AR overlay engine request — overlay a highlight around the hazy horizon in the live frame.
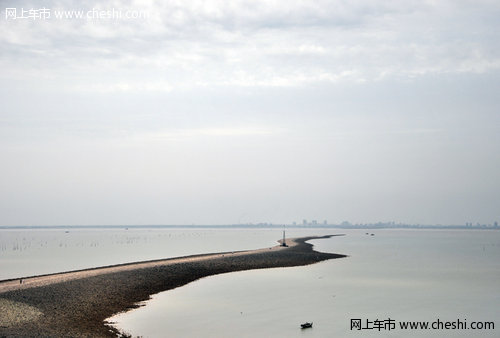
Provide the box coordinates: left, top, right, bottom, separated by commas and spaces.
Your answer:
1, 1, 499, 226
0, 221, 497, 228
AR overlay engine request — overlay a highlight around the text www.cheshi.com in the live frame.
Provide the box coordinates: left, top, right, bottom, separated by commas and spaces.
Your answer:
351, 318, 495, 331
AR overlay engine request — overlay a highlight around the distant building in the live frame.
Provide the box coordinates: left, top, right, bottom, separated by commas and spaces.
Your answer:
495, 221, 498, 228
312, 220, 317, 225
292, 221, 297, 226
303, 219, 308, 225
323, 220, 328, 225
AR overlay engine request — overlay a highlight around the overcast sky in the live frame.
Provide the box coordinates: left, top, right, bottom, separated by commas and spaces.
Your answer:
1, 0, 499, 226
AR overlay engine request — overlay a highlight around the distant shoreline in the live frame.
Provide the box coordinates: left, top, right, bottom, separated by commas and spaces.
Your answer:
0, 235, 346, 337
0, 224, 498, 230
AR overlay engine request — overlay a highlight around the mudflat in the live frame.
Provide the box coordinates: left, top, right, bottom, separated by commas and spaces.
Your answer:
0, 235, 345, 337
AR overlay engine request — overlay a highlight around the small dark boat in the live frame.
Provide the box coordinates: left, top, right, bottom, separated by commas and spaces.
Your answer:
301, 322, 313, 329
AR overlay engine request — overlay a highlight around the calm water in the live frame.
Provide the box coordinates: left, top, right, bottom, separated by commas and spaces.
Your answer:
1, 228, 498, 337
109, 229, 500, 338
0, 228, 281, 280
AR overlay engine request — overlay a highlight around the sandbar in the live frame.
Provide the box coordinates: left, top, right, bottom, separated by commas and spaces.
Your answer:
0, 235, 346, 337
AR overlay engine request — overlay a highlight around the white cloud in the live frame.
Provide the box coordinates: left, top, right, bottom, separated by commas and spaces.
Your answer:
136, 126, 284, 142
73, 81, 174, 93
1, 0, 499, 91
